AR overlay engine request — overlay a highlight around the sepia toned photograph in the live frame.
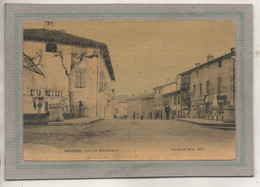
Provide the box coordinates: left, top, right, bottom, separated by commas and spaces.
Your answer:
23, 20, 236, 161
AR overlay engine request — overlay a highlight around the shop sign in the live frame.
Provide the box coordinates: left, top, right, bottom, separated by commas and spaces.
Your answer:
30, 89, 63, 97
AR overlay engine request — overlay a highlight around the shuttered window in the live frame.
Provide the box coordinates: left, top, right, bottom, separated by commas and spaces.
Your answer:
99, 71, 104, 91
75, 68, 86, 88
199, 83, 202, 96
80, 68, 86, 88
206, 80, 210, 95
218, 77, 222, 93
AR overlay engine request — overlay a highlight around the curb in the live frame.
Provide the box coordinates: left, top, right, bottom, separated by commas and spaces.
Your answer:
176, 118, 236, 127
48, 118, 104, 126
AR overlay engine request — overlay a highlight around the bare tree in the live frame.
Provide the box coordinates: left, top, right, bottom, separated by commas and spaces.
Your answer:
23, 50, 44, 77
55, 49, 99, 117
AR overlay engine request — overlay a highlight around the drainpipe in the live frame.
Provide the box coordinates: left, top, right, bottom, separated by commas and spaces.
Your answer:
96, 56, 99, 118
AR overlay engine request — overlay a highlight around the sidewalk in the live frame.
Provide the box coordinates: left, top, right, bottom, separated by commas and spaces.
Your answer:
177, 118, 235, 127
48, 117, 102, 126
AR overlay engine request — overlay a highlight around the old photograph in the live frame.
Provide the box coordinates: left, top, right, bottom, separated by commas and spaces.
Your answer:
23, 20, 236, 161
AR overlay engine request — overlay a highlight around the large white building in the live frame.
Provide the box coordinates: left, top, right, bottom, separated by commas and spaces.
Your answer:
23, 25, 115, 122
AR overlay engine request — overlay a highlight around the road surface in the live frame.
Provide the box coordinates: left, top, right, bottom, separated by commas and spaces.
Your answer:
24, 119, 236, 161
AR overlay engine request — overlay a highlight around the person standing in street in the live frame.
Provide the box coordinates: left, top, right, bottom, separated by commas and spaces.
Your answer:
133, 112, 136, 120
165, 104, 171, 120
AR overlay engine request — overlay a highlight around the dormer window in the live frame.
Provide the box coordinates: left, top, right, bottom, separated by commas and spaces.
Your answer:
46, 43, 57, 53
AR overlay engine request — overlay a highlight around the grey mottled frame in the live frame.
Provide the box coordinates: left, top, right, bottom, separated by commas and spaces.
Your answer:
5, 4, 253, 179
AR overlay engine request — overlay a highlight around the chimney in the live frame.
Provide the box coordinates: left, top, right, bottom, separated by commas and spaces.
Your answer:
207, 54, 214, 62
195, 63, 200, 67
231, 47, 235, 53
44, 21, 54, 30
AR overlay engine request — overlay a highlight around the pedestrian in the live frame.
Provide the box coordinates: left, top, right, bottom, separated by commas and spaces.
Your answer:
133, 112, 135, 120
164, 104, 171, 120
78, 100, 83, 118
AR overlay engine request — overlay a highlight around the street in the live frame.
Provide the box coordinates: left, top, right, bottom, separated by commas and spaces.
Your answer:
24, 119, 236, 161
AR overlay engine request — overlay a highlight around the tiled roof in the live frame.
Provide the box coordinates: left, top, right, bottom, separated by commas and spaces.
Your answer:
179, 50, 235, 76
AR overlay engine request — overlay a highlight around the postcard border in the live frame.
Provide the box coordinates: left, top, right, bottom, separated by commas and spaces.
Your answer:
5, 4, 253, 179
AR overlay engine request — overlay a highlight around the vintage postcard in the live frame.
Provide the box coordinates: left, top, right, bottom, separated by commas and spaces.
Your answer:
5, 4, 253, 179
23, 20, 236, 161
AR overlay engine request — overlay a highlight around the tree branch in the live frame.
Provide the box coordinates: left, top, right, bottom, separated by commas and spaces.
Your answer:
56, 50, 70, 77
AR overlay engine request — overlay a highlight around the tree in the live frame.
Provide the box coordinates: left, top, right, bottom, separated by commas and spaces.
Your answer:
23, 50, 45, 77
55, 49, 99, 117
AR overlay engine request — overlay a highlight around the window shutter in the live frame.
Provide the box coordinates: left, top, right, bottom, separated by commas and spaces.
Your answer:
218, 77, 222, 93
74, 69, 80, 88
99, 72, 104, 91
80, 68, 86, 88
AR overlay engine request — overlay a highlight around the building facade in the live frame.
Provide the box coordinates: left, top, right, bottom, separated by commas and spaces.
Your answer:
140, 92, 154, 120
154, 82, 181, 120
127, 92, 154, 120
23, 27, 115, 122
112, 95, 129, 119
179, 48, 235, 122
125, 48, 235, 123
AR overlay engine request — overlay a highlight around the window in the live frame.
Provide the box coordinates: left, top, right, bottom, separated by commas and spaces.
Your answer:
218, 77, 222, 93
178, 96, 180, 104
206, 80, 210, 95
174, 96, 177, 105
46, 43, 57, 53
187, 77, 190, 90
193, 84, 196, 93
75, 68, 86, 88
99, 71, 104, 91
199, 83, 202, 96
218, 60, 222, 67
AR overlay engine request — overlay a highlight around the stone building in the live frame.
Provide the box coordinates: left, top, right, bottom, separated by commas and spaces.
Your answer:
153, 82, 178, 120
23, 24, 115, 122
162, 90, 182, 119
127, 92, 154, 120
112, 95, 129, 119
140, 92, 154, 120
127, 94, 142, 120
179, 48, 235, 122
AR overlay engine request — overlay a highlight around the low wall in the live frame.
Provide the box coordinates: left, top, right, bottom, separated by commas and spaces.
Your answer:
223, 105, 235, 123
49, 104, 64, 122
23, 112, 49, 124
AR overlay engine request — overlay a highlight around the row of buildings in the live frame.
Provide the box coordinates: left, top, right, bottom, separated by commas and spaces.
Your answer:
23, 22, 115, 123
23, 22, 235, 123
125, 48, 236, 123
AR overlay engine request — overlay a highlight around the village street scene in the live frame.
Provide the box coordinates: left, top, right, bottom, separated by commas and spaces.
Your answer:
23, 21, 236, 160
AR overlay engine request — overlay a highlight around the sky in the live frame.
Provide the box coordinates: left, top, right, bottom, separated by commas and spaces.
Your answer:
24, 21, 235, 95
